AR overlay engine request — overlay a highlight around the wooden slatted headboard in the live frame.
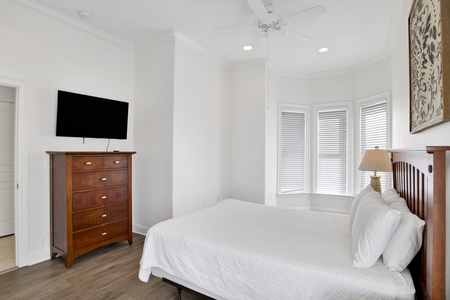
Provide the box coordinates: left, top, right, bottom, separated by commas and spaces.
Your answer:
390, 146, 448, 299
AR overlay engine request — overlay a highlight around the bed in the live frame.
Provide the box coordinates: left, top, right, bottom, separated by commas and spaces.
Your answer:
139, 147, 447, 299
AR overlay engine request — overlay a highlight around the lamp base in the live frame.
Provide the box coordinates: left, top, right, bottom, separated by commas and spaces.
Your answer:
370, 175, 381, 193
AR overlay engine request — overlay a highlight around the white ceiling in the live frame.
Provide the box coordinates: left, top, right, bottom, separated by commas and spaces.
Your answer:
22, 0, 399, 74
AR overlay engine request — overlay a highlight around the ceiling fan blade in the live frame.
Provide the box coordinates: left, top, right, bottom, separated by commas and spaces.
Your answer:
285, 29, 311, 44
246, 31, 263, 48
216, 28, 259, 36
247, 0, 270, 24
285, 5, 326, 25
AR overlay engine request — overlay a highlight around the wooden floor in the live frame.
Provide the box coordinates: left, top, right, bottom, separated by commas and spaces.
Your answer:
0, 233, 202, 300
0, 235, 15, 273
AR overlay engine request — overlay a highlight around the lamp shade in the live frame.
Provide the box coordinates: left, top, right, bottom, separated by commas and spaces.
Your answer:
358, 147, 392, 172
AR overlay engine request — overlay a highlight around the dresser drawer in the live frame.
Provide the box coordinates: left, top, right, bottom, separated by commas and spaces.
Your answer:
72, 170, 128, 191
72, 187, 128, 211
72, 203, 128, 231
104, 155, 128, 169
72, 156, 103, 171
72, 219, 129, 250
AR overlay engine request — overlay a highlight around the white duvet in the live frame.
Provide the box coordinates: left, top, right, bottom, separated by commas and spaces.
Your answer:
139, 199, 414, 300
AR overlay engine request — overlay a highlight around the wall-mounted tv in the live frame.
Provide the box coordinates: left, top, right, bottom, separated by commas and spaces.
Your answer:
56, 90, 129, 139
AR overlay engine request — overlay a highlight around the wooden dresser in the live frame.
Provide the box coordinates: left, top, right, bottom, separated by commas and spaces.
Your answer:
47, 151, 136, 268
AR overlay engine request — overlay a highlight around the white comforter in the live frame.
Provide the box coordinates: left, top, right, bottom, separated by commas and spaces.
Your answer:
139, 199, 414, 300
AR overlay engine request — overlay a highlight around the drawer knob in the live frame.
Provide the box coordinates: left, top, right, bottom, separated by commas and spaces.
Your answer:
85, 162, 92, 165
100, 177, 107, 181
101, 232, 107, 236
101, 214, 107, 218
114, 160, 120, 164
101, 196, 107, 199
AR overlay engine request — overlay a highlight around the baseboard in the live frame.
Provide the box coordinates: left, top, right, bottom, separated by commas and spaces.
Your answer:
133, 224, 149, 236
28, 249, 50, 266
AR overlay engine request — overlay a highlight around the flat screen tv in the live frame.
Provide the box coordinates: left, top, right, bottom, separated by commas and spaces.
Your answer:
56, 90, 129, 139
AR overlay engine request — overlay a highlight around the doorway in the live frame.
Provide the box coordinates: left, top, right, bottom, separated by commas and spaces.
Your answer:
0, 85, 16, 272
0, 78, 28, 271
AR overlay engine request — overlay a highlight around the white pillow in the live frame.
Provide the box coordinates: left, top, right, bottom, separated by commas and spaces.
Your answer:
349, 185, 374, 232
352, 191, 401, 268
389, 196, 409, 212
383, 197, 425, 272
382, 188, 400, 205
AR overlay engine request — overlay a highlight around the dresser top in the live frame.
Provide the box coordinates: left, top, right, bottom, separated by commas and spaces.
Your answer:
46, 151, 136, 155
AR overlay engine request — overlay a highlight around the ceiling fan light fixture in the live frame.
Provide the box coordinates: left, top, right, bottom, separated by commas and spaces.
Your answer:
243, 45, 253, 51
318, 47, 329, 53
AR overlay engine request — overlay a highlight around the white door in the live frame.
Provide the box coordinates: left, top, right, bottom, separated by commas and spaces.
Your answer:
0, 88, 15, 237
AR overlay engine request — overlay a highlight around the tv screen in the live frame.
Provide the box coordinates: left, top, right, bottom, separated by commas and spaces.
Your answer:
56, 90, 129, 139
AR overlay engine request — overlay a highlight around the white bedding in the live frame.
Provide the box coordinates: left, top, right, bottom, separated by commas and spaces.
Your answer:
139, 199, 415, 300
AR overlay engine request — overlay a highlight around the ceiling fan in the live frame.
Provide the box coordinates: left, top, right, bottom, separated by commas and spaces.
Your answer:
218, 0, 326, 47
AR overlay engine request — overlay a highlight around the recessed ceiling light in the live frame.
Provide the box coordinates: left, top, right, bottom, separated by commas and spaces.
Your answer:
78, 11, 91, 20
318, 47, 329, 53
243, 45, 253, 51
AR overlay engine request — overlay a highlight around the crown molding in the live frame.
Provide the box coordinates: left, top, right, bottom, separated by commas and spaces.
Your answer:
13, 0, 134, 51
385, 0, 405, 58
353, 51, 391, 72
307, 66, 356, 79
135, 30, 176, 49
229, 58, 310, 79
136, 30, 230, 69
268, 62, 310, 79
173, 30, 230, 69
270, 48, 391, 80
229, 58, 266, 71
230, 48, 391, 79
308, 50, 391, 79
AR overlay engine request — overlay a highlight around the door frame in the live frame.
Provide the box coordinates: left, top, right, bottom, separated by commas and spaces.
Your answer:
0, 77, 28, 267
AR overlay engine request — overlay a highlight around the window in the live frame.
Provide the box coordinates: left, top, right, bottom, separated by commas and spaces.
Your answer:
277, 95, 390, 197
278, 106, 307, 194
359, 98, 389, 190
317, 108, 348, 195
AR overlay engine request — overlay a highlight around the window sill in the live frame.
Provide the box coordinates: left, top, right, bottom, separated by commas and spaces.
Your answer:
277, 192, 308, 196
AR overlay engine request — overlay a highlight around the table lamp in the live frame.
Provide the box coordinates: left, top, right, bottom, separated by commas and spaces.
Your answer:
358, 146, 392, 192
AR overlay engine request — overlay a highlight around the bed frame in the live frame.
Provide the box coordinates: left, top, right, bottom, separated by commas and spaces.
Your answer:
390, 146, 448, 299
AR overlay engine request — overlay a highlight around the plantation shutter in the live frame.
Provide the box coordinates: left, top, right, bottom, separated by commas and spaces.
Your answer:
360, 100, 388, 190
280, 109, 306, 193
317, 109, 348, 195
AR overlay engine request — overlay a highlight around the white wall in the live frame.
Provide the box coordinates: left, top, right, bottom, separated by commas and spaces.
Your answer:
0, 1, 135, 264
310, 72, 355, 103
133, 32, 230, 229
229, 64, 266, 204
133, 36, 175, 233
268, 72, 310, 207
390, 0, 450, 295
354, 58, 391, 100
172, 35, 230, 217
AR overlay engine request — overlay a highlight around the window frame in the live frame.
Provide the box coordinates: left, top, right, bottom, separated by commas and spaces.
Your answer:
277, 103, 310, 195
355, 92, 392, 192
313, 102, 353, 195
